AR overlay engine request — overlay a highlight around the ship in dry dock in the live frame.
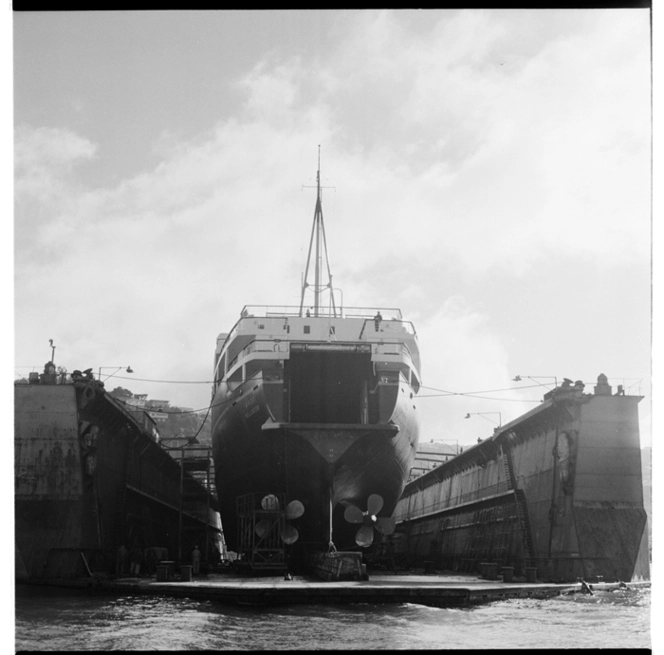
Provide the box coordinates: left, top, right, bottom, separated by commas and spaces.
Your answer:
388, 375, 650, 583
210, 160, 421, 567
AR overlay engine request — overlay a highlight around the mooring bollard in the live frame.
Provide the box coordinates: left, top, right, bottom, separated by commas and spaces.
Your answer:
525, 566, 537, 583
501, 566, 514, 583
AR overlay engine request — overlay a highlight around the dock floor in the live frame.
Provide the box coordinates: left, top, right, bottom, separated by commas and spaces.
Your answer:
17, 571, 650, 608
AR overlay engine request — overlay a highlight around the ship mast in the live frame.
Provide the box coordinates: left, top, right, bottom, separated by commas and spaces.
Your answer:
299, 147, 337, 318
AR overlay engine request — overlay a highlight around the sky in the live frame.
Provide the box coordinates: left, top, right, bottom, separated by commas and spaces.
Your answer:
11, 9, 653, 450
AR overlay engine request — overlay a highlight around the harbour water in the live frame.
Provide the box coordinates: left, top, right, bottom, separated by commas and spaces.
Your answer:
15, 583, 651, 651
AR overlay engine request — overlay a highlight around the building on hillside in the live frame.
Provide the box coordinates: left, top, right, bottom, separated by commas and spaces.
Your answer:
147, 410, 170, 423
124, 393, 147, 408
146, 399, 170, 410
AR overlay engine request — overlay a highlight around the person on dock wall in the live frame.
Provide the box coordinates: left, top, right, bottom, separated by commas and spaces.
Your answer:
145, 547, 158, 576
374, 311, 382, 331
130, 545, 143, 576
116, 545, 127, 577
192, 545, 201, 575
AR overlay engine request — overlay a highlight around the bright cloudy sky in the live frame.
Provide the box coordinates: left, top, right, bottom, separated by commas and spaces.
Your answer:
11, 9, 653, 448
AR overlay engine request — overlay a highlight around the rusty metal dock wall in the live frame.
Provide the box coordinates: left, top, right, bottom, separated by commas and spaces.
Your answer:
15, 381, 221, 579
392, 388, 649, 582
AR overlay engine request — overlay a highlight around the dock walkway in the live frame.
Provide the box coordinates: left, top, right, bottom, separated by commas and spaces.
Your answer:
18, 572, 650, 608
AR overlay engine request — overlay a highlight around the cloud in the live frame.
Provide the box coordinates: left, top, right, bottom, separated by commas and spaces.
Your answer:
14, 126, 97, 261
13, 104, 339, 407
416, 296, 534, 445
178, 9, 649, 298
14, 9, 651, 444
237, 60, 301, 123
15, 125, 97, 181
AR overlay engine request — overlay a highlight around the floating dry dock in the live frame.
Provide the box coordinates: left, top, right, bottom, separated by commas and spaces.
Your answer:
18, 572, 649, 608
390, 376, 649, 583
15, 373, 222, 579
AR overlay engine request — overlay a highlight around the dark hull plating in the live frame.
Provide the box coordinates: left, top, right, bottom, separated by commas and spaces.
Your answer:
211, 374, 419, 555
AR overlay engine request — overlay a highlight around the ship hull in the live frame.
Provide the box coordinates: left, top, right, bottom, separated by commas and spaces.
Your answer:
211, 373, 419, 555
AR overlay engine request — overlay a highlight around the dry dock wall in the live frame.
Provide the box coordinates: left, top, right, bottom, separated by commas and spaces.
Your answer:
392, 386, 649, 582
15, 382, 220, 579
569, 395, 649, 582
15, 384, 97, 578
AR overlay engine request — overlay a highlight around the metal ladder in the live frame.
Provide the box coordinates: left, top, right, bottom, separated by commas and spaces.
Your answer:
502, 446, 535, 563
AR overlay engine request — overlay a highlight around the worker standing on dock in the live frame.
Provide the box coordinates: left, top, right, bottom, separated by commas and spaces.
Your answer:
130, 544, 143, 576
374, 311, 382, 331
145, 547, 157, 576
192, 545, 201, 575
116, 544, 127, 577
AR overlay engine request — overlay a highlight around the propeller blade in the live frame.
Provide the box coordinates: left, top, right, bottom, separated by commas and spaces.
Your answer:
285, 500, 305, 520
255, 518, 276, 538
367, 493, 384, 516
355, 525, 375, 548
344, 504, 365, 524
375, 516, 396, 536
261, 494, 280, 511
280, 524, 299, 545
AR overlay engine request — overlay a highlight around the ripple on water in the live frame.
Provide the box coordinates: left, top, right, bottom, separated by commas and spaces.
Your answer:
15, 585, 650, 651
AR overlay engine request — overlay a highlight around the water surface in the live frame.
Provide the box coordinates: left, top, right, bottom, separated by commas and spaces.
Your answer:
15, 584, 651, 650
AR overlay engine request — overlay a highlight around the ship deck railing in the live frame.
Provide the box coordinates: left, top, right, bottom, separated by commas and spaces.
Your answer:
233, 312, 417, 340
241, 304, 403, 321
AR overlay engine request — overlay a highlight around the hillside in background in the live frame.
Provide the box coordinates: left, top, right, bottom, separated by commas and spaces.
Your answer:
108, 387, 212, 445
156, 409, 212, 445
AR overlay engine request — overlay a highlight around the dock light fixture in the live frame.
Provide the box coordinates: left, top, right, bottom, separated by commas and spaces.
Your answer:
464, 412, 502, 426
98, 366, 134, 381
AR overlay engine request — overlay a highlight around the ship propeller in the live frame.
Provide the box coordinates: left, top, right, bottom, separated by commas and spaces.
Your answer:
254, 495, 305, 545
343, 493, 396, 548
